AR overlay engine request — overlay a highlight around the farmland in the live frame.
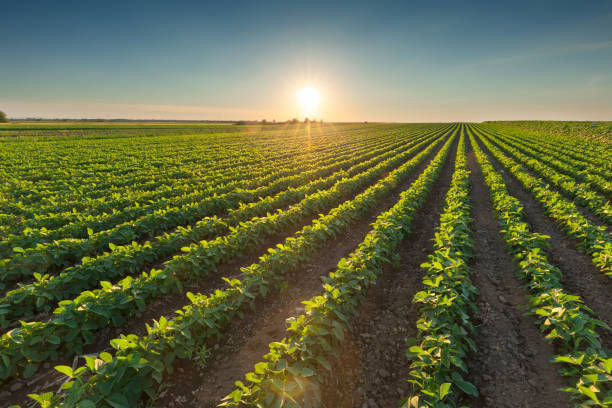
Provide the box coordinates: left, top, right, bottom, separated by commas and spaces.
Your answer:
0, 121, 610, 408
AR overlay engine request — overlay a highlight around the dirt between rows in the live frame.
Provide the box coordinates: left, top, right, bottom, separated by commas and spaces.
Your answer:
315, 138, 459, 408
483, 132, 610, 233
1, 133, 451, 408
315, 134, 576, 408
474, 134, 612, 351
462, 137, 570, 408
150, 135, 453, 408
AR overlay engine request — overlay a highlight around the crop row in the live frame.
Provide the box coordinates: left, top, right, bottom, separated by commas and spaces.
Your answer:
219, 126, 457, 408
484, 122, 612, 161
0, 127, 444, 287
478, 128, 612, 225
403, 131, 479, 406
1, 137, 355, 232
489, 127, 612, 196
2, 125, 418, 229
0, 126, 455, 385
491, 124, 611, 172
3, 124, 385, 190
470, 126, 612, 277
468, 125, 612, 406
0, 128, 442, 324
2, 124, 407, 207
1, 125, 419, 251
24, 126, 458, 407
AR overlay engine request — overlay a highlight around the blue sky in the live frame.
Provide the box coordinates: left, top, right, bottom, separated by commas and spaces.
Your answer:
1, 0, 611, 121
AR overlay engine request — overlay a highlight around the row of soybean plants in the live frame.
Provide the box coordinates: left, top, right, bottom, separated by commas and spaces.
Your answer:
0, 123, 393, 208
496, 125, 612, 181
476, 126, 611, 224
4, 125, 428, 237
219, 127, 458, 408
0, 126, 455, 386
402, 131, 479, 406
0, 126, 443, 280
468, 125, 612, 406
0, 135, 330, 231
25, 126, 458, 407
1, 124, 399, 223
0, 125, 447, 324
0, 126, 445, 286
480, 123, 611, 171
485, 121, 612, 159
3, 124, 420, 227
486, 126, 612, 196
0, 124, 402, 248
470, 125, 612, 278
0, 123, 362, 238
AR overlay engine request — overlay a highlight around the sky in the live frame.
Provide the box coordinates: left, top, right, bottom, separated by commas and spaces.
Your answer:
1, 0, 612, 122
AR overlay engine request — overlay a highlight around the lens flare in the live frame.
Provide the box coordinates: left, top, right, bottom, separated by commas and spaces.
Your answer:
297, 87, 321, 113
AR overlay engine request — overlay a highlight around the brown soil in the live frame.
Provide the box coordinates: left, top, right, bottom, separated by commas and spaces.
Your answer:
145, 133, 453, 407
316, 138, 459, 408
483, 131, 610, 232
473, 134, 612, 350
1, 134, 448, 408
462, 138, 571, 408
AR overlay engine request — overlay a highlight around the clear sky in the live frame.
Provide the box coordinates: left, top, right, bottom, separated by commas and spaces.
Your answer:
1, 0, 611, 122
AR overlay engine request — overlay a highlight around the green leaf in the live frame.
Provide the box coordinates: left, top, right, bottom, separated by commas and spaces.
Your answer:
603, 357, 612, 373
452, 372, 478, 397
578, 386, 599, 404
99, 352, 113, 363
440, 382, 451, 399
47, 335, 61, 344
105, 392, 130, 408
77, 400, 97, 408
254, 362, 268, 375
555, 355, 578, 365
55, 365, 74, 378
23, 363, 39, 378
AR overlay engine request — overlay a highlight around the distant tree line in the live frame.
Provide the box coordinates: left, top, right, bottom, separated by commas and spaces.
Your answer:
0, 111, 8, 123
234, 118, 323, 125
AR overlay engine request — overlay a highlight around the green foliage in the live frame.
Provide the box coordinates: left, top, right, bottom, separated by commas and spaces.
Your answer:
469, 125, 612, 407
473, 126, 611, 277
479, 127, 611, 224
220, 126, 458, 408
16, 126, 457, 406
486, 120, 612, 144
0, 128, 443, 323
403, 128, 479, 407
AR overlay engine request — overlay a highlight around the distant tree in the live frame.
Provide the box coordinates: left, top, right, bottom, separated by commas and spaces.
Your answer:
290, 118, 299, 124
261, 119, 267, 124
0, 111, 7, 123
304, 117, 310, 124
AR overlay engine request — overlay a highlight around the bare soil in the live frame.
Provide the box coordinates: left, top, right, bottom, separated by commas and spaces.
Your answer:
316, 138, 458, 408
484, 132, 610, 232
474, 134, 612, 350
146, 134, 452, 407
461, 138, 571, 408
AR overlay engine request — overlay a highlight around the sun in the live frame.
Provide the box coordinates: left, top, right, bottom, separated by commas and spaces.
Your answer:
297, 86, 321, 114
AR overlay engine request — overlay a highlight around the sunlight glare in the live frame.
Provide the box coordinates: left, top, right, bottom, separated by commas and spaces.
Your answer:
297, 87, 321, 114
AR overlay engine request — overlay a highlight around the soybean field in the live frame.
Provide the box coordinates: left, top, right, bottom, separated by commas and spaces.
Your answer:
0, 122, 610, 408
